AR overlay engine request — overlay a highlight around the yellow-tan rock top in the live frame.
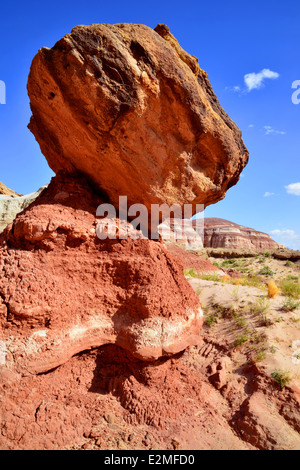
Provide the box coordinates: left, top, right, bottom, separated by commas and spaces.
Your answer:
27, 23, 248, 215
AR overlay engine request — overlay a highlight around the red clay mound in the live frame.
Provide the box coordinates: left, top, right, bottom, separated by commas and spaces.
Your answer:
0, 173, 203, 377
166, 243, 225, 276
0, 344, 250, 450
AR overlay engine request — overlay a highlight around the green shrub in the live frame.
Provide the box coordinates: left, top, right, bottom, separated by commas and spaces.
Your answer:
205, 315, 218, 327
184, 268, 197, 278
235, 315, 247, 328
281, 297, 300, 312
199, 273, 223, 282
250, 296, 270, 316
258, 266, 274, 277
234, 334, 248, 347
236, 275, 264, 289
271, 370, 292, 389
280, 280, 300, 299
221, 258, 236, 267
254, 348, 268, 362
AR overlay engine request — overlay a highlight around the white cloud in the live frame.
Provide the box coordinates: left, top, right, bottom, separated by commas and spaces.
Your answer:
248, 124, 254, 128
264, 192, 275, 197
225, 85, 243, 94
244, 68, 279, 92
270, 229, 299, 240
264, 125, 286, 135
285, 183, 300, 196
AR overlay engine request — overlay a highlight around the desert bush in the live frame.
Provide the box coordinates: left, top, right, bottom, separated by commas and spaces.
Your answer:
271, 370, 292, 389
184, 268, 198, 278
234, 334, 248, 347
235, 275, 264, 289
259, 314, 273, 327
221, 258, 236, 268
267, 280, 280, 298
258, 266, 274, 277
280, 279, 300, 299
253, 347, 268, 363
235, 315, 247, 328
250, 296, 270, 316
231, 286, 240, 302
205, 314, 218, 327
281, 297, 300, 312
199, 273, 223, 282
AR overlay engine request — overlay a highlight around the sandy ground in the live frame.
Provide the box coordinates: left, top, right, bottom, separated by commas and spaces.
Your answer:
187, 277, 300, 388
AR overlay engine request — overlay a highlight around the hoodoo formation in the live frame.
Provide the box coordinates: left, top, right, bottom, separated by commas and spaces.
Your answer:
0, 23, 250, 450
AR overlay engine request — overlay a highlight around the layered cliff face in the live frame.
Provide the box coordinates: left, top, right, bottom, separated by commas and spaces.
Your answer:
158, 217, 280, 251
203, 218, 280, 250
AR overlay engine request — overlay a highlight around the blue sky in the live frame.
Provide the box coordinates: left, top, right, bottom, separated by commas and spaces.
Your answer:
0, 0, 299, 248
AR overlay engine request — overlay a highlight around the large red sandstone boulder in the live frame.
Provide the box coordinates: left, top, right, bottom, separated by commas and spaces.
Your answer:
0, 174, 203, 376
27, 23, 248, 218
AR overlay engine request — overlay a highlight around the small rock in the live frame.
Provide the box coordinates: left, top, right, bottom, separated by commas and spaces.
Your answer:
104, 413, 114, 424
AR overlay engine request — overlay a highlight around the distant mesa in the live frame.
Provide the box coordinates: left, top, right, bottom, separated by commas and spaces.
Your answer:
203, 218, 281, 250
158, 217, 281, 251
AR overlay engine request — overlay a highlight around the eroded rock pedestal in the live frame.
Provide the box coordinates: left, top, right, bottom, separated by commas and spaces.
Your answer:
0, 174, 203, 376
0, 23, 251, 450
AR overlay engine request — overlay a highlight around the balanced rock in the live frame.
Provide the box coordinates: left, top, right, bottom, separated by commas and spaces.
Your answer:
0, 174, 203, 376
27, 23, 248, 219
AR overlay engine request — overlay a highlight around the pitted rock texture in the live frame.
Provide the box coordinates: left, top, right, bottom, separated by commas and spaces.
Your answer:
203, 218, 280, 250
27, 23, 248, 219
0, 174, 203, 376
